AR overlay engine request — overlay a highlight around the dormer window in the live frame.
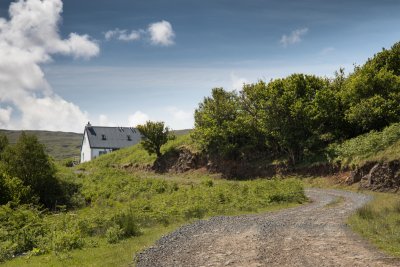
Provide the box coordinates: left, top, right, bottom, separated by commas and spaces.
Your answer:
127, 135, 132, 141
102, 134, 106, 140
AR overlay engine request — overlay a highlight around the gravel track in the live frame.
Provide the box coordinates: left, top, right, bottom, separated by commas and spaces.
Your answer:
136, 188, 400, 267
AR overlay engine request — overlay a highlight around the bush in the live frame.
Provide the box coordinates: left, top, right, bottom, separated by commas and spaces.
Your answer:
52, 229, 84, 252
0, 204, 47, 262
106, 225, 124, 244
113, 210, 140, 238
329, 122, 400, 165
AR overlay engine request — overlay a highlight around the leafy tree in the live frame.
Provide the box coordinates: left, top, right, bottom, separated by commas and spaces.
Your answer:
2, 132, 62, 208
137, 121, 175, 157
341, 42, 400, 134
0, 134, 8, 157
192, 88, 264, 160
0, 173, 34, 205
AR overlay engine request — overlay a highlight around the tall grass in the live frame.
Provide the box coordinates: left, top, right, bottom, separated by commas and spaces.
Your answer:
329, 122, 400, 165
348, 192, 400, 257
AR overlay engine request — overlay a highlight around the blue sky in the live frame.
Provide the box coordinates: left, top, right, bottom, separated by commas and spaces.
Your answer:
0, 0, 399, 132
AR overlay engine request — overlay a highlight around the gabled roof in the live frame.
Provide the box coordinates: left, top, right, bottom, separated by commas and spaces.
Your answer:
84, 125, 141, 149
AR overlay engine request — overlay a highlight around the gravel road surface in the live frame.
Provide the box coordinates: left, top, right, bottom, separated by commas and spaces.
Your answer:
137, 188, 400, 267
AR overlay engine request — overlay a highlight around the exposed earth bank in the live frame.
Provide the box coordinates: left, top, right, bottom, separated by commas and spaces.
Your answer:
136, 189, 399, 267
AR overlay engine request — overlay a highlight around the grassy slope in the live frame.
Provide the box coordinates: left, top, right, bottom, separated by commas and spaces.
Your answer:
329, 122, 400, 166
3, 135, 306, 267
0, 129, 191, 162
0, 129, 82, 161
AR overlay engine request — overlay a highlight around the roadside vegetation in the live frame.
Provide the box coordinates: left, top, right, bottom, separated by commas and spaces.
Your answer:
328, 122, 400, 166
193, 42, 400, 166
348, 192, 400, 257
0, 133, 306, 266
1, 41, 400, 265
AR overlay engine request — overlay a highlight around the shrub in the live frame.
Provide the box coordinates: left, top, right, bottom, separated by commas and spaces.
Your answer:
52, 229, 84, 252
106, 225, 124, 244
113, 210, 140, 238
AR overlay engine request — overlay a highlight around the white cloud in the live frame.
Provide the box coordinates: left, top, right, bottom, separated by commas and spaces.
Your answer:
280, 28, 308, 47
148, 20, 175, 46
0, 106, 12, 128
105, 20, 175, 46
104, 28, 141, 42
98, 114, 116, 126
128, 111, 150, 127
166, 107, 193, 129
230, 73, 249, 91
0, 0, 99, 132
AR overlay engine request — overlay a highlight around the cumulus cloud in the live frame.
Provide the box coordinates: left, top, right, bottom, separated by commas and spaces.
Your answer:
166, 107, 193, 129
148, 20, 175, 46
280, 28, 308, 47
128, 111, 150, 127
0, 0, 99, 132
104, 28, 142, 42
104, 20, 175, 46
230, 73, 249, 91
98, 114, 116, 126
0, 106, 12, 128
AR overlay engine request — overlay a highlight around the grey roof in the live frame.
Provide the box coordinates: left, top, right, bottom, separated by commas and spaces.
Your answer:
85, 126, 141, 149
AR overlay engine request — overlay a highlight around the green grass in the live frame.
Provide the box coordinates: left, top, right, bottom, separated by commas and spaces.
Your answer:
0, 129, 82, 161
301, 177, 400, 258
1, 134, 306, 266
348, 192, 400, 257
329, 122, 400, 166
80, 134, 199, 169
2, 175, 306, 266
0, 128, 192, 162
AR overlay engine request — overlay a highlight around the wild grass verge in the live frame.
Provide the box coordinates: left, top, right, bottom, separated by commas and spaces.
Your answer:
348, 192, 400, 257
1, 173, 306, 266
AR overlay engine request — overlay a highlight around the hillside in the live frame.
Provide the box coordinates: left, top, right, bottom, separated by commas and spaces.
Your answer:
0, 128, 191, 161
0, 129, 83, 160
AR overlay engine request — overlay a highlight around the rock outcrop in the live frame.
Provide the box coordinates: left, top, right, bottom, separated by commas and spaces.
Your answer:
348, 160, 400, 192
152, 148, 207, 173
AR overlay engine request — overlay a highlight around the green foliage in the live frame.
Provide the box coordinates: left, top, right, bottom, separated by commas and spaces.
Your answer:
0, 204, 47, 262
348, 192, 400, 257
192, 88, 258, 159
329, 122, 400, 165
106, 225, 124, 244
1, 132, 65, 208
342, 42, 400, 133
0, 134, 9, 156
137, 121, 175, 157
193, 75, 343, 164
193, 42, 400, 165
0, 174, 35, 205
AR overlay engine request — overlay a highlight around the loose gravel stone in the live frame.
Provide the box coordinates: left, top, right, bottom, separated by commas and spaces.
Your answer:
136, 189, 400, 267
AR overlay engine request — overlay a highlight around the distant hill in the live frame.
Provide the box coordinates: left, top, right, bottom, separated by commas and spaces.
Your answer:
0, 129, 83, 161
0, 128, 192, 161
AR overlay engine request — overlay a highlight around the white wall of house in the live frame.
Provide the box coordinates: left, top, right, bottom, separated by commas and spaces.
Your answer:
91, 148, 114, 160
81, 131, 92, 163
81, 132, 115, 163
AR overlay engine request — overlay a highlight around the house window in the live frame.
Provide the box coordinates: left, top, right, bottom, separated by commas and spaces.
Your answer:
99, 151, 107, 156
102, 134, 106, 140
127, 135, 131, 141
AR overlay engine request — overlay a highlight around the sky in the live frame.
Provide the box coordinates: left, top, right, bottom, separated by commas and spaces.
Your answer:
0, 0, 399, 133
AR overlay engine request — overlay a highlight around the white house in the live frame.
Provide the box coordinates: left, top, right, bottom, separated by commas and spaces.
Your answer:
80, 122, 141, 163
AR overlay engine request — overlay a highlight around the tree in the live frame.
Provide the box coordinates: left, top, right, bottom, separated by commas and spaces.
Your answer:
137, 121, 175, 157
2, 132, 61, 208
341, 42, 400, 134
0, 134, 8, 157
